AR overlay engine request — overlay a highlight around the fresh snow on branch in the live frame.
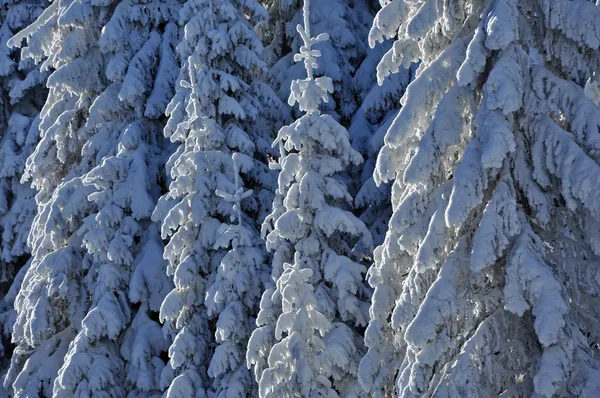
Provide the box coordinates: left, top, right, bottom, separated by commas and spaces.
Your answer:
0, 0, 598, 397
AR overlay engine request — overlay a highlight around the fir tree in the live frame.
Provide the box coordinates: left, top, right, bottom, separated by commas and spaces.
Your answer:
247, 1, 373, 395
206, 152, 270, 397
350, 38, 414, 247
360, 0, 600, 396
151, 0, 280, 394
258, 0, 372, 122
0, 0, 48, 392
4, 0, 179, 396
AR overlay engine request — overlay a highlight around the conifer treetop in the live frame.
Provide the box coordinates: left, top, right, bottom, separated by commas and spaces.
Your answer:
287, 0, 332, 115
216, 152, 254, 229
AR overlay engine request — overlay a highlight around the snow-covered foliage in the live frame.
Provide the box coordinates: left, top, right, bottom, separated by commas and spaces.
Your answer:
258, 0, 372, 122
205, 153, 270, 397
351, 39, 414, 246
3, 0, 600, 396
247, 2, 373, 396
360, 0, 600, 396
0, 0, 48, 391
3, 0, 179, 396
151, 0, 281, 394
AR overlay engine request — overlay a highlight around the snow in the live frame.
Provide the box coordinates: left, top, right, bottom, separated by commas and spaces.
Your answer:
361, 0, 600, 396
1, 0, 600, 397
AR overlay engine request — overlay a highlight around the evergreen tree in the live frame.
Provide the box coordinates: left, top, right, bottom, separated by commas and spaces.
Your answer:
206, 152, 270, 397
360, 0, 600, 396
247, 1, 373, 395
257, 0, 371, 122
0, 0, 48, 392
3, 0, 179, 396
151, 0, 280, 394
259, 0, 409, 246
350, 38, 414, 246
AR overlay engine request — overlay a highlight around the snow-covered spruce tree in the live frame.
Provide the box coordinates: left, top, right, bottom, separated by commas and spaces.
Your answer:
203, 152, 270, 397
151, 0, 281, 394
259, 0, 396, 248
247, 2, 373, 395
360, 0, 600, 396
0, 0, 48, 383
53, 118, 175, 398
257, 0, 372, 122
3, 1, 179, 396
350, 38, 414, 246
